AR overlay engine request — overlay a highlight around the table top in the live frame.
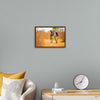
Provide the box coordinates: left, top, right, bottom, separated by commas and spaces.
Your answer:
42, 89, 100, 95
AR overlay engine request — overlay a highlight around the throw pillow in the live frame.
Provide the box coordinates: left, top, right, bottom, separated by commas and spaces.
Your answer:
1, 77, 25, 100
0, 71, 26, 96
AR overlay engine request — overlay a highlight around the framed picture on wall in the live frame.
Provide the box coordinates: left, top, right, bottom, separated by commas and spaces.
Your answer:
35, 26, 66, 48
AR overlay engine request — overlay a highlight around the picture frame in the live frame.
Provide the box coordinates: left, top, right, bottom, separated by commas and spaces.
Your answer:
35, 26, 66, 48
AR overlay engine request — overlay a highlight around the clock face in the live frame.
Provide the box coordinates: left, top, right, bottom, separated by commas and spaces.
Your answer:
73, 74, 89, 89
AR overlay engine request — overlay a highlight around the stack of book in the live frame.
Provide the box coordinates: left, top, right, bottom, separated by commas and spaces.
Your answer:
52, 88, 66, 93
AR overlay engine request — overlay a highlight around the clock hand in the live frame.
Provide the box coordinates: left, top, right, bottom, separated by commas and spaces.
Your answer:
76, 76, 85, 85
80, 76, 85, 83
81, 76, 85, 83
76, 82, 81, 85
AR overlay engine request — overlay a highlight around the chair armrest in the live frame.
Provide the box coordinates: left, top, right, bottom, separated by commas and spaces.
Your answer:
21, 79, 36, 100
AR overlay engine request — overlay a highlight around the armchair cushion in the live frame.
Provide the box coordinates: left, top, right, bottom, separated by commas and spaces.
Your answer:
21, 79, 36, 100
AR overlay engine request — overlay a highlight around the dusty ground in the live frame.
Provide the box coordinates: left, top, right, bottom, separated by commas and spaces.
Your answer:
36, 31, 65, 47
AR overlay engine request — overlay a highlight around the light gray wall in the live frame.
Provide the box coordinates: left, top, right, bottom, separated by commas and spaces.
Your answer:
0, 0, 100, 99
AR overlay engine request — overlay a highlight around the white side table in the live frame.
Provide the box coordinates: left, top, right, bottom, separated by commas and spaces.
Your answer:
42, 89, 100, 100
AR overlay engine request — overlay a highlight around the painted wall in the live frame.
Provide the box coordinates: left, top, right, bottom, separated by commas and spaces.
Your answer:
0, 0, 100, 99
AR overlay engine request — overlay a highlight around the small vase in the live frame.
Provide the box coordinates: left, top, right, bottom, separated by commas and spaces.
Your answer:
54, 82, 59, 88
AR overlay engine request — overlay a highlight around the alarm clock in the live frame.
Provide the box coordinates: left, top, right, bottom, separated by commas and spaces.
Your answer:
73, 74, 89, 89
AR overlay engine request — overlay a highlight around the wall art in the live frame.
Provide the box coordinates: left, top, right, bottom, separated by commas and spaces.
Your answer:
35, 26, 66, 48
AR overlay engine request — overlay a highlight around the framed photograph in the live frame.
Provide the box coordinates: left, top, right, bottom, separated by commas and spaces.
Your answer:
35, 26, 66, 48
